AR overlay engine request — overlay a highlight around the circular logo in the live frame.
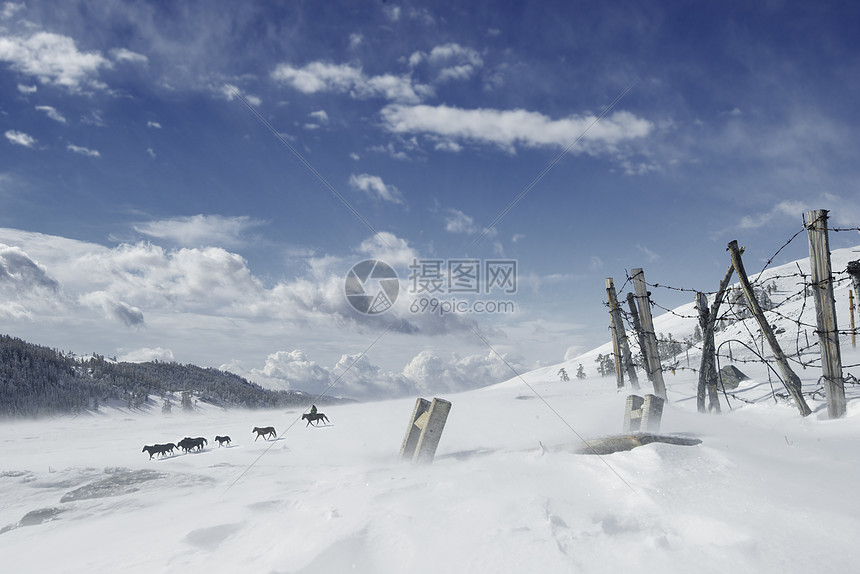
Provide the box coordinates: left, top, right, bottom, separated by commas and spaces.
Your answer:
344, 259, 399, 315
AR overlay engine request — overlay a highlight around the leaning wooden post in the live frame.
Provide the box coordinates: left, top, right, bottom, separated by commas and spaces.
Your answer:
631, 268, 667, 398
607, 278, 640, 389
727, 241, 811, 416
695, 255, 741, 413
626, 291, 651, 384
804, 210, 846, 418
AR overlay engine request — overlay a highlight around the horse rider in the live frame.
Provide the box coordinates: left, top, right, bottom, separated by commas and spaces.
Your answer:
310, 404, 317, 415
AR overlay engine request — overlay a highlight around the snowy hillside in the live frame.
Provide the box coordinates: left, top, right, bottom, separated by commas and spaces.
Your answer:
2, 245, 860, 573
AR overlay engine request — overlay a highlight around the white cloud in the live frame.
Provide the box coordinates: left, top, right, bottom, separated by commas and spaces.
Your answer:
349, 33, 363, 49
147, 121, 162, 129
1, 2, 24, 20
17, 83, 37, 94
410, 43, 483, 83
220, 83, 261, 106
271, 61, 433, 104
380, 105, 653, 154
110, 47, 148, 64
79, 291, 145, 327
133, 214, 265, 247
67, 143, 100, 157
0, 243, 60, 291
35, 105, 66, 123
146, 147, 156, 158
0, 228, 492, 393
444, 208, 478, 234
348, 173, 405, 205
309, 110, 328, 122
356, 232, 418, 268
5, 129, 36, 147
232, 347, 519, 399
0, 31, 111, 91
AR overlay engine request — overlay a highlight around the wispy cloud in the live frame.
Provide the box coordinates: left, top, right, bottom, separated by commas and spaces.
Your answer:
133, 214, 266, 247
409, 43, 484, 83
220, 83, 261, 106
110, 47, 148, 64
348, 173, 405, 205
67, 143, 100, 157
147, 121, 162, 129
271, 61, 434, 104
35, 105, 66, 123
4, 129, 36, 147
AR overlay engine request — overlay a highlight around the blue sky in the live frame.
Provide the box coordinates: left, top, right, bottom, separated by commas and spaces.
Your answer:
1, 1, 859, 398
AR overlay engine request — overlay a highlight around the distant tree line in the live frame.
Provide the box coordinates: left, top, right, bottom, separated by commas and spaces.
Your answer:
0, 334, 344, 419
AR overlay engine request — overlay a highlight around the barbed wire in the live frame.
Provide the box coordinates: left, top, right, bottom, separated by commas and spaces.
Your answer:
604, 220, 860, 392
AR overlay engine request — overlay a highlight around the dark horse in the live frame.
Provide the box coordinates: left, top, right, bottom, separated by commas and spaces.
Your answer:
252, 426, 277, 441
302, 413, 330, 427
214, 435, 231, 447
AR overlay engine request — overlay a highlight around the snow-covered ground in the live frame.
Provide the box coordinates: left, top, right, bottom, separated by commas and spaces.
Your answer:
2, 246, 860, 573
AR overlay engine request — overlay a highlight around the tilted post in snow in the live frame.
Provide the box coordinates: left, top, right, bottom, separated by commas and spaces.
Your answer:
727, 240, 811, 416
695, 253, 741, 414
400, 397, 452, 464
607, 278, 640, 390
804, 209, 846, 418
631, 268, 667, 398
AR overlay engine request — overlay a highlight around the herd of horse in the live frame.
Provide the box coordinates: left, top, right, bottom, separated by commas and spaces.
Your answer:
142, 410, 330, 459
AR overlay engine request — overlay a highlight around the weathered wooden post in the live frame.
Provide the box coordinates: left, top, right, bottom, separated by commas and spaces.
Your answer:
626, 292, 651, 384
400, 397, 452, 464
848, 260, 860, 347
728, 240, 811, 416
606, 278, 640, 390
609, 319, 624, 388
695, 255, 741, 413
804, 209, 846, 418
850, 290, 856, 348
631, 268, 667, 398
622, 394, 664, 433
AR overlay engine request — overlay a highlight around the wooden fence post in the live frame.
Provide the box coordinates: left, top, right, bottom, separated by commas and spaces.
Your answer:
607, 278, 640, 390
626, 292, 651, 384
847, 260, 860, 347
850, 290, 856, 348
727, 241, 811, 416
804, 210, 846, 418
695, 255, 741, 413
609, 318, 624, 388
631, 268, 667, 398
